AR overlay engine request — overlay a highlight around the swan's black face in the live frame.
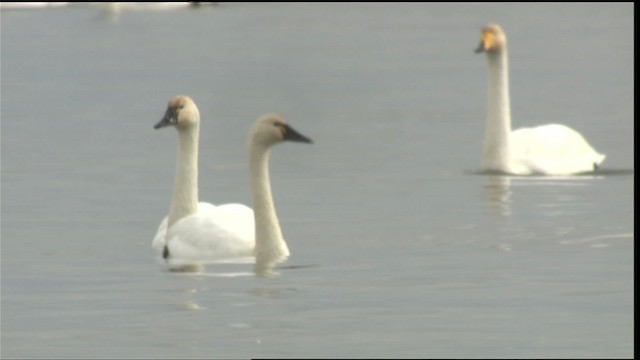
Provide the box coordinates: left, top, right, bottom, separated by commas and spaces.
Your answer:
154, 96, 197, 130
277, 122, 313, 144
251, 114, 313, 147
154, 105, 180, 129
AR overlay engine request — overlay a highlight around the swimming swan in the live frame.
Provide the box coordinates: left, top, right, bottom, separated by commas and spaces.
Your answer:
475, 24, 605, 175
247, 114, 313, 275
152, 96, 254, 269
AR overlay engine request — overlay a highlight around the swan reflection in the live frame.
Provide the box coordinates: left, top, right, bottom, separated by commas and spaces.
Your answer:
485, 175, 513, 217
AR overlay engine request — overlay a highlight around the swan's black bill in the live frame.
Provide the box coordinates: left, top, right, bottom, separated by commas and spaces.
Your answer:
475, 41, 486, 53
154, 108, 178, 129
283, 124, 313, 144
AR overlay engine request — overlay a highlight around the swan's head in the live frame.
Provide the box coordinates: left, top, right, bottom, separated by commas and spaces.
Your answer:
250, 114, 313, 148
154, 95, 200, 130
475, 24, 507, 54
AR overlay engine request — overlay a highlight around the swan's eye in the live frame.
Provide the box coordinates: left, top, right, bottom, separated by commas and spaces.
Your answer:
168, 107, 181, 121
273, 122, 287, 135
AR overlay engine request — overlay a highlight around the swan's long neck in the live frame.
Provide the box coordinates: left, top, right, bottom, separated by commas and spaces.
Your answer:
249, 143, 290, 275
482, 48, 512, 171
168, 125, 199, 227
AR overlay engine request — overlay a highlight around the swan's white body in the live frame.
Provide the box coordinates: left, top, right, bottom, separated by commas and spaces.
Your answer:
153, 96, 254, 269
153, 96, 312, 275
152, 202, 254, 261
477, 24, 605, 175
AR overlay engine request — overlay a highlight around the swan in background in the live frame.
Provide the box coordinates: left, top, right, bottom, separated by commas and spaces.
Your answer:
247, 114, 313, 276
152, 96, 254, 271
0, 2, 69, 9
101, 2, 217, 18
475, 24, 605, 175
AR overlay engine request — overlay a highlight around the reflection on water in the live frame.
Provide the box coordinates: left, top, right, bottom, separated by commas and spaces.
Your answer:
160, 252, 317, 278
481, 171, 631, 218
559, 233, 634, 247
170, 270, 299, 313
178, 288, 206, 311
484, 175, 512, 217
164, 256, 256, 274
248, 286, 297, 299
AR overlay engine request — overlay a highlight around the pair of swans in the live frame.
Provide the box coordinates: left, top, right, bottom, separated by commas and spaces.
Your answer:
152, 96, 312, 275
476, 24, 605, 175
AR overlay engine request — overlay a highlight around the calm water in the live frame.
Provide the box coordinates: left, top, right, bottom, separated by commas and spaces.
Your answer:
1, 3, 634, 358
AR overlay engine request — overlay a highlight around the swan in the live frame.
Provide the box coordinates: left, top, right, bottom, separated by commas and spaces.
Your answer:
247, 114, 313, 275
475, 24, 605, 175
152, 96, 254, 270
0, 3, 69, 9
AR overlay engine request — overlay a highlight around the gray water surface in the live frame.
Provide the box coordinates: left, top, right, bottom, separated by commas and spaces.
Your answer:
1, 3, 634, 358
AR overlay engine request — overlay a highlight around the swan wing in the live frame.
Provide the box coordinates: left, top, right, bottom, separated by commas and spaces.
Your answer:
212, 203, 256, 244
152, 215, 169, 251
510, 124, 605, 175
163, 202, 255, 261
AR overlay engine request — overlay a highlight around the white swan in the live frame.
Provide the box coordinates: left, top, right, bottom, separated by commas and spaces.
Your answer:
247, 114, 313, 275
475, 24, 605, 175
0, 3, 69, 9
152, 96, 254, 270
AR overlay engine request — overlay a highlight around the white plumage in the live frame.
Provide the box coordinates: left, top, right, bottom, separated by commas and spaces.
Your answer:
152, 96, 312, 275
476, 24, 605, 175
152, 96, 254, 270
152, 202, 254, 261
